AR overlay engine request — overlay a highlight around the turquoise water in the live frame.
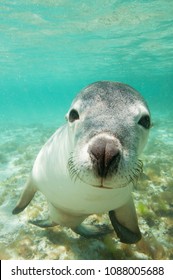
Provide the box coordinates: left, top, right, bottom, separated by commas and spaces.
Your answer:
0, 0, 173, 259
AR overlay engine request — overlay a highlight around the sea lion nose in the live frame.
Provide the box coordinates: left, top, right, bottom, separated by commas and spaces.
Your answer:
88, 138, 120, 178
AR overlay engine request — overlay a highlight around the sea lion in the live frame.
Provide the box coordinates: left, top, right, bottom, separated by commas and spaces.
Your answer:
13, 81, 151, 244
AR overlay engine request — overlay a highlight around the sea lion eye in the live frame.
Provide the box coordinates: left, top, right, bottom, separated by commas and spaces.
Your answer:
69, 109, 79, 122
138, 115, 151, 129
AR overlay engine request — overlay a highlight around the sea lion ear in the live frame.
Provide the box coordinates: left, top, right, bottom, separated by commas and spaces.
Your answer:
109, 195, 141, 244
12, 177, 36, 215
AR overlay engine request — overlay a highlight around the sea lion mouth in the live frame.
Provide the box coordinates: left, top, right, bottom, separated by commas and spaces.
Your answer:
68, 161, 113, 189
91, 184, 113, 190
91, 177, 113, 189
68, 153, 143, 188
75, 174, 114, 189
80, 179, 113, 190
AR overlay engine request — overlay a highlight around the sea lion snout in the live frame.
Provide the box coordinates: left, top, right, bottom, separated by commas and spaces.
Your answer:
88, 137, 121, 178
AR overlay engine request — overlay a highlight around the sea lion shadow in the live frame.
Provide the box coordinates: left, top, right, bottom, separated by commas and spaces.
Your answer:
43, 224, 106, 241
42, 226, 81, 246
42, 225, 112, 259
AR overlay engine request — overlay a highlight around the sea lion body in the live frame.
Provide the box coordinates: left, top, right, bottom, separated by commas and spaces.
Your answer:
13, 81, 151, 243
33, 125, 132, 214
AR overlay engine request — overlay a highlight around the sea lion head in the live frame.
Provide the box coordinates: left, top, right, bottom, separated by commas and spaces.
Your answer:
66, 81, 151, 189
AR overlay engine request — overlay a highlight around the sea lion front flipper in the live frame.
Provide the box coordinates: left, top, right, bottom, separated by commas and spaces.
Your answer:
74, 223, 113, 238
29, 219, 57, 228
12, 177, 37, 215
109, 195, 141, 244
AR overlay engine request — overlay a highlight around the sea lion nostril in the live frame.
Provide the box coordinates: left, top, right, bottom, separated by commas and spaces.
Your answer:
105, 142, 120, 168
88, 138, 120, 177
105, 144, 121, 177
